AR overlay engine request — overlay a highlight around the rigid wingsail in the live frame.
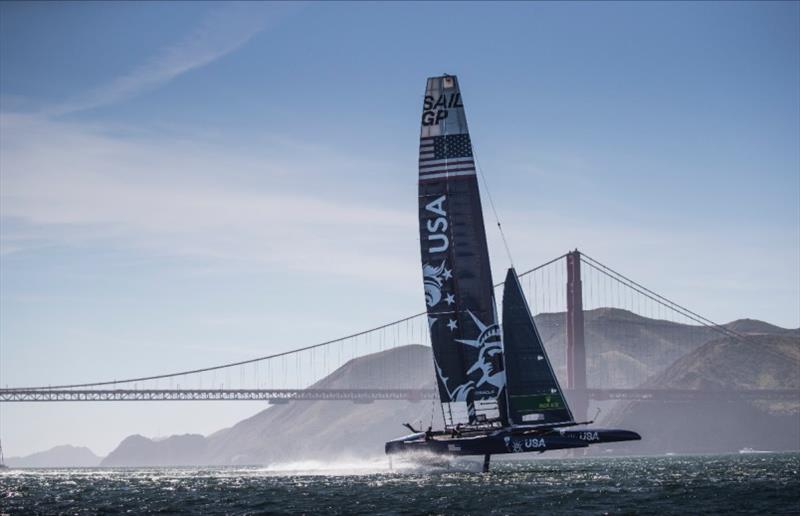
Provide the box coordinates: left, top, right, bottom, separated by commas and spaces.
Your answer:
385, 75, 640, 471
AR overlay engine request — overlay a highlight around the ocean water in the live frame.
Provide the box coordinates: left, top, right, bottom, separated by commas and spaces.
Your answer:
1, 453, 798, 515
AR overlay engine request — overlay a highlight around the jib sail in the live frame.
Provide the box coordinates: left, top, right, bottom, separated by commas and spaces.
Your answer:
418, 75, 506, 427
502, 268, 574, 425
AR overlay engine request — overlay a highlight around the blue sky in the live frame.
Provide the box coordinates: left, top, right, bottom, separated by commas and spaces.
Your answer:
1, 1, 798, 455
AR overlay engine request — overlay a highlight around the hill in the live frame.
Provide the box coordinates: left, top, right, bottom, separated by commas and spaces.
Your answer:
536, 308, 774, 388
101, 434, 208, 467
723, 319, 800, 337
5, 445, 101, 468
605, 334, 800, 454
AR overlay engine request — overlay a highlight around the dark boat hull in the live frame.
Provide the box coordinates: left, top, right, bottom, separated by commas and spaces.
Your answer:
385, 428, 641, 457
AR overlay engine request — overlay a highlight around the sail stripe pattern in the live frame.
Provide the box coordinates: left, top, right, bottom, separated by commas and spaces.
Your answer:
418, 75, 506, 427
418, 134, 477, 181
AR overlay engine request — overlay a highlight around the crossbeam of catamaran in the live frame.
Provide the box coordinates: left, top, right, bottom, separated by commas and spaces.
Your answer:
385, 75, 640, 471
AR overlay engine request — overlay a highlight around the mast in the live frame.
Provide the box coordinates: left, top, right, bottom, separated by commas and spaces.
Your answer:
418, 75, 506, 427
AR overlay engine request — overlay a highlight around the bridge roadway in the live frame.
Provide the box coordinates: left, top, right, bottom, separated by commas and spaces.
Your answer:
1, 388, 797, 403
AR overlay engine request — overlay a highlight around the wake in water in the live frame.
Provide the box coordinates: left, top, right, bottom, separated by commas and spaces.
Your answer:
258, 456, 389, 476
259, 453, 482, 475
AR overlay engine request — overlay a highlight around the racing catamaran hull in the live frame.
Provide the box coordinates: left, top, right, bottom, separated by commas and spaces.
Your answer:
386, 428, 641, 457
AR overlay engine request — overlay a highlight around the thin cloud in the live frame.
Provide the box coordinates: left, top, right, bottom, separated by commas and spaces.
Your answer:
2, 112, 797, 324
0, 113, 418, 285
49, 3, 293, 116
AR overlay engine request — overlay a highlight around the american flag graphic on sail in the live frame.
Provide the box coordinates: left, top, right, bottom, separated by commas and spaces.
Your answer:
419, 134, 476, 181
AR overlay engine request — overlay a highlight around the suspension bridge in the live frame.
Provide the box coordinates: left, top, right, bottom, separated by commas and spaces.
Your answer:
2, 251, 796, 420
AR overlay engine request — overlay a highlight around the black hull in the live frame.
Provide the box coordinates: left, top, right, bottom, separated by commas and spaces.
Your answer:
385, 428, 641, 457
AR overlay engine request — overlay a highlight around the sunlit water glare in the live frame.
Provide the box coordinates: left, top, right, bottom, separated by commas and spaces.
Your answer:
1, 453, 798, 514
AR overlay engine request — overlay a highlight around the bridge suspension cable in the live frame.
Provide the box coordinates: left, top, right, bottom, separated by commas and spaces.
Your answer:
580, 253, 745, 342
11, 254, 568, 391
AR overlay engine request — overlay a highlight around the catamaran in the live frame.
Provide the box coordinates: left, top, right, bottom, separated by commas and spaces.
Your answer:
385, 75, 641, 472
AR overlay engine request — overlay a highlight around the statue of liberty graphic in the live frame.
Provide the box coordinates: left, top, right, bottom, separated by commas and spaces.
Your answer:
434, 309, 506, 405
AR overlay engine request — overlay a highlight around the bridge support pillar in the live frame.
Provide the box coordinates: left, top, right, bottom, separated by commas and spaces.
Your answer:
566, 250, 588, 422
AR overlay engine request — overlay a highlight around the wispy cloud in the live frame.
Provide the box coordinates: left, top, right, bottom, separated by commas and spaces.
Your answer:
0, 113, 418, 285
2, 110, 797, 324
48, 3, 292, 116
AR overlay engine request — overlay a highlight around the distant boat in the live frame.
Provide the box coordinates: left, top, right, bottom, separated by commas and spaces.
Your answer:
0, 439, 8, 469
739, 447, 771, 454
385, 75, 641, 472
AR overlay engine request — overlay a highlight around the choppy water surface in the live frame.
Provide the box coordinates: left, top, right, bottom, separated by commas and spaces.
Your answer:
1, 453, 798, 515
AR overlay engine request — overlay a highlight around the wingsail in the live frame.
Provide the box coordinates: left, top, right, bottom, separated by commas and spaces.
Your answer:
502, 268, 574, 426
418, 75, 506, 427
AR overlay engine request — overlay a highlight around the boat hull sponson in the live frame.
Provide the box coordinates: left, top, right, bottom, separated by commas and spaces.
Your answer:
385, 428, 641, 456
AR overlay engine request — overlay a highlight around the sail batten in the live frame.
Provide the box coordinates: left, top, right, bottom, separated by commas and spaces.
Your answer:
418, 75, 506, 427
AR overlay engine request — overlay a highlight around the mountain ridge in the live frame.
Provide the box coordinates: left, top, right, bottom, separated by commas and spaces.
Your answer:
5, 445, 102, 468
606, 333, 800, 454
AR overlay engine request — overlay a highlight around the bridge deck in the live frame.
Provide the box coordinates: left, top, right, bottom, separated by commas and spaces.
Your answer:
0, 388, 796, 403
